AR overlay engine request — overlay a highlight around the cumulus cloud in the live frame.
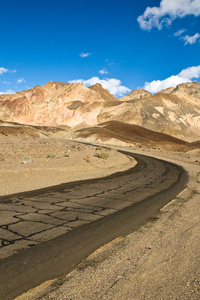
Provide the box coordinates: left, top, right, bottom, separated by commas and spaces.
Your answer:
144, 65, 200, 94
174, 29, 186, 36
144, 75, 190, 94
99, 68, 108, 75
0, 67, 9, 75
16, 78, 26, 84
0, 89, 15, 95
179, 65, 200, 78
138, 0, 200, 31
3, 81, 11, 84
70, 76, 131, 97
79, 52, 92, 58
182, 32, 200, 44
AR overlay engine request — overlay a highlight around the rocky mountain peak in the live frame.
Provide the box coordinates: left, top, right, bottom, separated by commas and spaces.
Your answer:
120, 88, 152, 101
88, 83, 118, 102
91, 83, 103, 88
170, 82, 200, 106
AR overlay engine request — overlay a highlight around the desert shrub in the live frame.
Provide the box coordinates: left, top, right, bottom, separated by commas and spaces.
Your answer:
46, 153, 56, 158
94, 152, 109, 160
84, 155, 91, 163
95, 147, 111, 152
63, 152, 70, 157
21, 154, 31, 160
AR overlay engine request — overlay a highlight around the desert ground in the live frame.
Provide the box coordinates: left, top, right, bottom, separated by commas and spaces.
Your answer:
9, 139, 200, 300
0, 136, 135, 196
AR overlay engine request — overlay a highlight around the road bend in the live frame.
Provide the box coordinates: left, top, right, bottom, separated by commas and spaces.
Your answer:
0, 151, 188, 300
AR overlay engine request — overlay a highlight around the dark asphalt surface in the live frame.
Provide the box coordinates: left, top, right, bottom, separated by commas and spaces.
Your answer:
0, 151, 188, 300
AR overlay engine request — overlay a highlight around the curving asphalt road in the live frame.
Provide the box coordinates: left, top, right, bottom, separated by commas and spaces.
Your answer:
0, 151, 188, 300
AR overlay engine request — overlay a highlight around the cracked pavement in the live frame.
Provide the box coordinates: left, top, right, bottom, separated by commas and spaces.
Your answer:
0, 152, 180, 260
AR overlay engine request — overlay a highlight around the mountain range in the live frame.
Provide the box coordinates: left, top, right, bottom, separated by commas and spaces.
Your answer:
0, 81, 200, 144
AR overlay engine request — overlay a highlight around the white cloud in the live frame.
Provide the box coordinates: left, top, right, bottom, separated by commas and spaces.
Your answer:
0, 89, 15, 95
79, 52, 92, 58
3, 81, 11, 84
182, 32, 200, 44
0, 67, 16, 75
179, 65, 200, 78
16, 78, 26, 84
99, 68, 108, 75
144, 65, 200, 93
0, 67, 9, 75
138, 0, 200, 31
174, 29, 186, 36
70, 76, 131, 97
144, 75, 190, 94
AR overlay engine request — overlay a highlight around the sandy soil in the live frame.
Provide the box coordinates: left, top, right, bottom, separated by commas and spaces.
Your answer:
15, 146, 200, 300
0, 137, 135, 196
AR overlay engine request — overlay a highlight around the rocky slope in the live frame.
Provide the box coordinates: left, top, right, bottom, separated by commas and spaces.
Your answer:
88, 83, 118, 102
0, 81, 200, 142
0, 120, 67, 138
98, 82, 200, 141
120, 88, 152, 101
68, 120, 198, 152
0, 81, 118, 128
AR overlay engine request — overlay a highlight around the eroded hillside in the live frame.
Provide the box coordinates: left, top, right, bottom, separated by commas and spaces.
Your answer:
0, 81, 200, 141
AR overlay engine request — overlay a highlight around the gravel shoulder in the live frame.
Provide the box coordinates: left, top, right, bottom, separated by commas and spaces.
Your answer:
15, 148, 200, 300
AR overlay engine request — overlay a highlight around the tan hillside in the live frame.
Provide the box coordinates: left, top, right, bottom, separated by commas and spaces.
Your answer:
171, 82, 200, 106
0, 81, 118, 128
68, 120, 198, 152
0, 120, 69, 138
89, 83, 118, 102
98, 82, 200, 142
120, 88, 152, 101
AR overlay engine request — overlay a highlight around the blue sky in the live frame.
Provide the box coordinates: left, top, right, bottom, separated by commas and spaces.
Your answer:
0, 0, 200, 97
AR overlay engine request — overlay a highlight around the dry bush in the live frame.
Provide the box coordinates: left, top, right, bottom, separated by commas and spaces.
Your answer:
46, 153, 56, 158
94, 152, 109, 159
63, 152, 70, 157
21, 154, 31, 161
84, 155, 91, 163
